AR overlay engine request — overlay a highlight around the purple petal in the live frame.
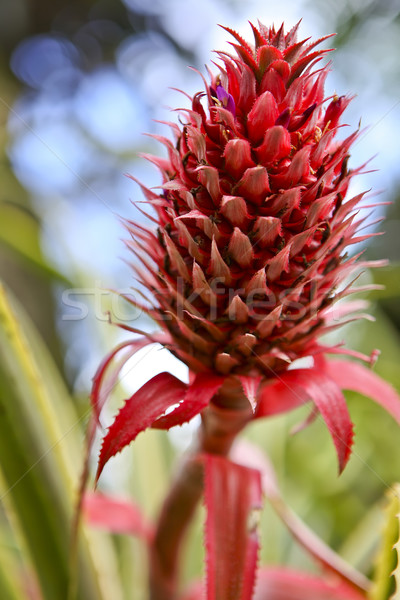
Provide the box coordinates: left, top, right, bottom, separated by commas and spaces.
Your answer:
216, 84, 236, 116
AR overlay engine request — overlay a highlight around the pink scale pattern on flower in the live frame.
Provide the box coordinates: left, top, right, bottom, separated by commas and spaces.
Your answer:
123, 22, 375, 378
92, 21, 400, 477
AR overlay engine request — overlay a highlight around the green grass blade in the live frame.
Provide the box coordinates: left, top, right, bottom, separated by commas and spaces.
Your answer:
0, 282, 123, 600
369, 484, 400, 600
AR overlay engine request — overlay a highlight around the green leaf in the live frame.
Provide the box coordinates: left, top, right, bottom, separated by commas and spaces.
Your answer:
0, 282, 123, 600
371, 265, 400, 299
394, 502, 400, 600
0, 202, 69, 283
0, 521, 25, 600
369, 483, 400, 600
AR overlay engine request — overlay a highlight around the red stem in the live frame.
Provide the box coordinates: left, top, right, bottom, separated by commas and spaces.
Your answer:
149, 381, 253, 600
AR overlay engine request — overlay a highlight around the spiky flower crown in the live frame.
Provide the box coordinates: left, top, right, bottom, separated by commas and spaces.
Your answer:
92, 22, 399, 479
125, 21, 378, 377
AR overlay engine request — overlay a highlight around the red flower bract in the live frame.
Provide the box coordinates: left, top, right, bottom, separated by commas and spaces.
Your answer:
124, 21, 375, 377
93, 21, 400, 479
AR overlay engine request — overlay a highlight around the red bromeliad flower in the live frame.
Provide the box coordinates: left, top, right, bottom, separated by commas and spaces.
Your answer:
87, 20, 400, 600
92, 21, 400, 481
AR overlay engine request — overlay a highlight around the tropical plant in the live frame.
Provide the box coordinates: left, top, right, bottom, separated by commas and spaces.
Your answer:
86, 20, 400, 600
1, 16, 399, 600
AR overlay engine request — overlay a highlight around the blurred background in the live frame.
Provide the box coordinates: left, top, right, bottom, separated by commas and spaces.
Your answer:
0, 0, 400, 598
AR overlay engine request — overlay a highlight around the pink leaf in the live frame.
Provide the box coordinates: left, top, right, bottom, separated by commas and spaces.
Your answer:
231, 440, 370, 593
256, 369, 354, 473
238, 376, 262, 413
181, 569, 366, 600
323, 360, 400, 425
205, 454, 262, 600
83, 492, 153, 540
180, 582, 204, 600
152, 373, 225, 429
256, 374, 310, 418
91, 333, 170, 423
291, 371, 354, 474
181, 570, 366, 600
96, 372, 187, 482
91, 338, 152, 422
230, 439, 279, 498
253, 567, 367, 600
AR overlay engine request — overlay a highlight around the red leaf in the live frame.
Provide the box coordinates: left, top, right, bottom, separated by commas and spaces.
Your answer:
256, 369, 354, 473
180, 581, 204, 600
238, 375, 262, 413
231, 440, 370, 593
91, 338, 151, 422
256, 374, 310, 418
96, 372, 187, 481
91, 333, 169, 422
83, 492, 153, 540
152, 373, 225, 429
293, 371, 354, 474
181, 569, 366, 600
253, 567, 367, 600
323, 360, 400, 425
230, 439, 280, 504
219, 25, 256, 61
204, 454, 262, 600
288, 48, 333, 83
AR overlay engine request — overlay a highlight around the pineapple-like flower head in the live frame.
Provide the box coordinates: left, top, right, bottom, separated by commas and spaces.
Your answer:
93, 21, 400, 479
128, 21, 367, 375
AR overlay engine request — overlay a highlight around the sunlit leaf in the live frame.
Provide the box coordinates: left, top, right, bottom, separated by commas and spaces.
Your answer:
96, 372, 187, 481
152, 373, 225, 429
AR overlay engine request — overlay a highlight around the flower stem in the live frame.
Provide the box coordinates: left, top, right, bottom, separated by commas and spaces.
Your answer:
149, 452, 203, 600
149, 381, 253, 600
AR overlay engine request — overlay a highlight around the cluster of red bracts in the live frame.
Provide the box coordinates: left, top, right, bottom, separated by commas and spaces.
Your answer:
85, 441, 373, 599
88, 20, 400, 600
93, 340, 400, 481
